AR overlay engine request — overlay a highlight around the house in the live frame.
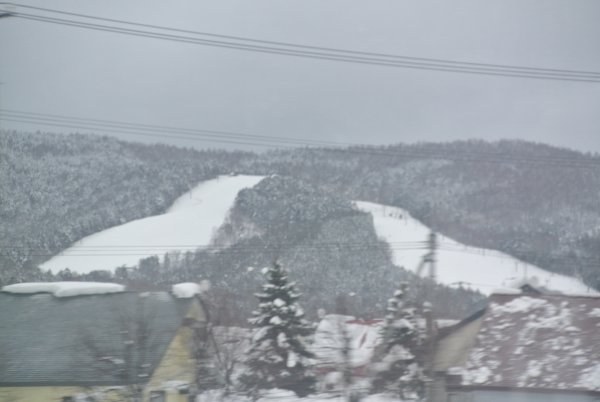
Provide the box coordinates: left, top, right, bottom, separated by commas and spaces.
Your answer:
0, 282, 209, 402
432, 289, 600, 402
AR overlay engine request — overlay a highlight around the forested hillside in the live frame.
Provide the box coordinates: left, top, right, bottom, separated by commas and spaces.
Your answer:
242, 141, 600, 290
0, 130, 250, 284
108, 176, 484, 322
2, 130, 599, 309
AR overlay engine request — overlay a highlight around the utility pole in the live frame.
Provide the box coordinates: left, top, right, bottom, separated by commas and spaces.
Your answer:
427, 232, 437, 282
424, 232, 438, 402
415, 231, 437, 281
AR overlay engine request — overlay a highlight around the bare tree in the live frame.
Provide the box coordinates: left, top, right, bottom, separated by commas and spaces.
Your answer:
77, 296, 157, 402
314, 313, 362, 402
211, 326, 250, 394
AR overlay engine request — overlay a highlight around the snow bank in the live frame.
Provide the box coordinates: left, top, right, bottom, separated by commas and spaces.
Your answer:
1, 281, 125, 297
41, 175, 264, 274
195, 389, 406, 402
362, 394, 406, 402
355, 201, 597, 296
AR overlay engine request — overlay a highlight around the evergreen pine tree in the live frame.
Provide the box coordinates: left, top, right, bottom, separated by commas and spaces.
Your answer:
370, 282, 425, 400
240, 262, 316, 398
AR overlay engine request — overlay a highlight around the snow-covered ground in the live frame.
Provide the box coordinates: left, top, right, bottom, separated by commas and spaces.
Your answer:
41, 175, 264, 274
196, 389, 403, 402
355, 201, 596, 295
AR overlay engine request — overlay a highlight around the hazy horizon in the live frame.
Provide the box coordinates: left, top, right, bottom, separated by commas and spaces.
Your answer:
1, 0, 599, 153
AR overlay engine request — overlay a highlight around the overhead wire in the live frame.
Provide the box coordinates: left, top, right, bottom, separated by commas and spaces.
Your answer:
2, 4, 600, 82
3, 7, 600, 164
1, 5, 598, 286
0, 240, 430, 257
4, 239, 598, 267
0, 109, 348, 148
7, 3, 600, 79
3, 108, 600, 169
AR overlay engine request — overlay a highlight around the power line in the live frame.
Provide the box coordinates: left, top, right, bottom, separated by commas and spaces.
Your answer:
3, 108, 600, 169
4, 240, 599, 267
1, 246, 431, 258
8, 3, 600, 79
0, 241, 428, 249
3, 4, 600, 82
0, 109, 349, 148
0, 241, 430, 255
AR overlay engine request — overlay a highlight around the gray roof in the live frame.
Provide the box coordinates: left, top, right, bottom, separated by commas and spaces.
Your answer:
0, 291, 196, 386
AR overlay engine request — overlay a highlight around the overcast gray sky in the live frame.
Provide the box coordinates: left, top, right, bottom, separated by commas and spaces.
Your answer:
1, 0, 599, 152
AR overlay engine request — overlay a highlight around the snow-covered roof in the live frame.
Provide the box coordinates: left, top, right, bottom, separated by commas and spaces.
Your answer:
454, 292, 600, 393
1, 281, 125, 297
171, 281, 210, 298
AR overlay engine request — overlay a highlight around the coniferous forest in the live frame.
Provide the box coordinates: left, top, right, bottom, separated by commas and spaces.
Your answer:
2, 130, 600, 323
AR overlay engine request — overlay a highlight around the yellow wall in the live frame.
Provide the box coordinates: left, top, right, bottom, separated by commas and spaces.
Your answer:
0, 386, 79, 402
1, 299, 208, 402
144, 299, 207, 401
0, 386, 129, 402
434, 316, 483, 371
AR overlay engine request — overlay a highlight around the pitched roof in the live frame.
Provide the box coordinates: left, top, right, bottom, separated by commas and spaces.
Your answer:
0, 291, 196, 386
453, 292, 600, 393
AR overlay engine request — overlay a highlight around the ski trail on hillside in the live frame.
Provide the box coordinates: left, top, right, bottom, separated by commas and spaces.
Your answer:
41, 175, 264, 274
355, 201, 596, 296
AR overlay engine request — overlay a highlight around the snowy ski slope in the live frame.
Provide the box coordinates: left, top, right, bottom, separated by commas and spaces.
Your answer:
355, 201, 596, 295
41, 175, 264, 274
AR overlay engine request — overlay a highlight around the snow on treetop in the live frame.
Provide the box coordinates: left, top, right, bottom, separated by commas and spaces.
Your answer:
286, 351, 298, 368
269, 316, 283, 325
1, 282, 125, 297
392, 318, 414, 330
273, 298, 286, 308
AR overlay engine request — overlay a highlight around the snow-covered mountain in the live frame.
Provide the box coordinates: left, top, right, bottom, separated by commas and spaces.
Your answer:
5, 132, 600, 296
40, 174, 594, 297
41, 175, 264, 274
356, 201, 596, 295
